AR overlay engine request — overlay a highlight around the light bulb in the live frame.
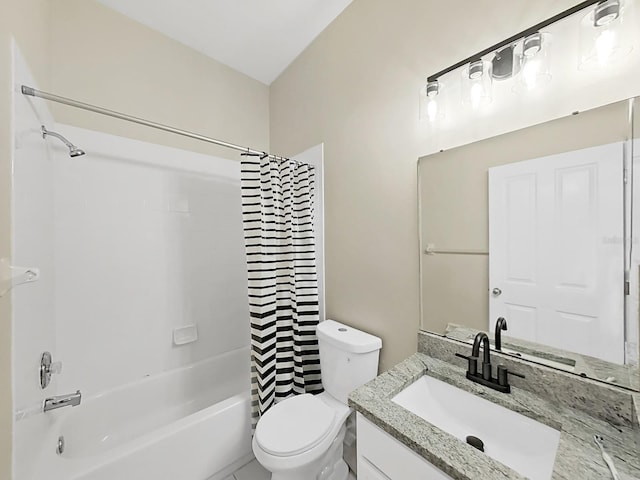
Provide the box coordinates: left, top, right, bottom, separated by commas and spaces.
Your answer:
522, 58, 541, 90
470, 82, 483, 108
419, 81, 442, 123
461, 60, 492, 107
595, 28, 616, 65
515, 32, 552, 92
426, 98, 438, 122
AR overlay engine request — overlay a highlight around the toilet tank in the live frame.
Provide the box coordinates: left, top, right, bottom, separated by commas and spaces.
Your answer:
317, 320, 382, 404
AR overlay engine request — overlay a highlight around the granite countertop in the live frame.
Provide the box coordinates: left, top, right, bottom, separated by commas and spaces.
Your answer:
348, 353, 640, 480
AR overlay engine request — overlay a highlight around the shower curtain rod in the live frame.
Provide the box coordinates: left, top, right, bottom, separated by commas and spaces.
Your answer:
21, 85, 298, 164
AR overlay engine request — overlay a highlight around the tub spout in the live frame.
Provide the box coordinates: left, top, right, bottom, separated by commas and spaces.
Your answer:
44, 390, 81, 412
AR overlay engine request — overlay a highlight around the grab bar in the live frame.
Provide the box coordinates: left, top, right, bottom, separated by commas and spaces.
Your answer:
424, 244, 488, 256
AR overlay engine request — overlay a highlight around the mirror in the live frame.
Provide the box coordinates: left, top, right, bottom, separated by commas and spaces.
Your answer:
418, 97, 640, 391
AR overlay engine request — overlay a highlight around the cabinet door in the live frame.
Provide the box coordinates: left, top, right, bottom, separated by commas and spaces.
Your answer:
357, 414, 453, 480
358, 458, 391, 480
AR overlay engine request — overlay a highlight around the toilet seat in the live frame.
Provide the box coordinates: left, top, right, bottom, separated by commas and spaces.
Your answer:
255, 394, 337, 457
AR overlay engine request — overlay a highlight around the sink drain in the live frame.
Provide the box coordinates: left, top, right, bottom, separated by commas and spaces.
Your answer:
466, 435, 484, 452
56, 436, 65, 455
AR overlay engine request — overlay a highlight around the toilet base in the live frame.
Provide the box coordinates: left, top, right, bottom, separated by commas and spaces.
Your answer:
319, 459, 349, 480
267, 426, 348, 480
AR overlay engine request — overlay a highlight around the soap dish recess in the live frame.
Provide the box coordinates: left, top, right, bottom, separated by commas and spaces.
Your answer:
173, 325, 198, 345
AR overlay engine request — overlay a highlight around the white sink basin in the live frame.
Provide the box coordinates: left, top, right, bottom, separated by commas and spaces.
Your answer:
392, 376, 560, 480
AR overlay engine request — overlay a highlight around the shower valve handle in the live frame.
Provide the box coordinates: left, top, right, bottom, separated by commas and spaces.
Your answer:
40, 352, 62, 389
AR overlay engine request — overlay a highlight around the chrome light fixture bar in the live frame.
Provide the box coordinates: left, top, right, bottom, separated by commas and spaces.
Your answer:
426, 0, 602, 83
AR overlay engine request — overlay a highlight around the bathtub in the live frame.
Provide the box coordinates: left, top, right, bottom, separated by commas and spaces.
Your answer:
28, 347, 253, 480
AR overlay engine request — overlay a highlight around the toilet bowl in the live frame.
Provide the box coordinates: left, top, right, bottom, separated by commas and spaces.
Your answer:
252, 392, 350, 480
252, 320, 382, 480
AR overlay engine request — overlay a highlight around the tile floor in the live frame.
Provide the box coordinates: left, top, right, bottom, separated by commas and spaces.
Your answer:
226, 459, 357, 480
224, 459, 270, 480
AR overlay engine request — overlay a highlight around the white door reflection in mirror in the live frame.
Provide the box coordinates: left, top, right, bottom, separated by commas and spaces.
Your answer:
489, 143, 624, 364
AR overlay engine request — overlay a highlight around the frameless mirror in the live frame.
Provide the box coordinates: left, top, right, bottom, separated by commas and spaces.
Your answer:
418, 97, 639, 391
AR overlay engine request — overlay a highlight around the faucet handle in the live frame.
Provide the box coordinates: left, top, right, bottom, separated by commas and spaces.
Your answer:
497, 365, 525, 387
40, 352, 63, 389
50, 361, 62, 375
455, 353, 479, 376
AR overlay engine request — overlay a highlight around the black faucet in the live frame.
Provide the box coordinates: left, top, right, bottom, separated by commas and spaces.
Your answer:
495, 317, 508, 351
456, 331, 525, 393
472, 332, 492, 380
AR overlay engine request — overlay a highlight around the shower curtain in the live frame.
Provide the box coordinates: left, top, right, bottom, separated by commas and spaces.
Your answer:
241, 156, 323, 427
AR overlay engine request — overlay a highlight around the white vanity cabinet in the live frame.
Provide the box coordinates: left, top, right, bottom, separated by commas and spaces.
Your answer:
356, 413, 453, 480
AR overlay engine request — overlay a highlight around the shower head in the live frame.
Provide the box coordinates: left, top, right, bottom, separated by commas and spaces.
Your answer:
41, 125, 86, 158
69, 147, 86, 157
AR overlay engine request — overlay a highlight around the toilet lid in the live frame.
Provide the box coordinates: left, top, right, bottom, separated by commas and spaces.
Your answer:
255, 394, 336, 457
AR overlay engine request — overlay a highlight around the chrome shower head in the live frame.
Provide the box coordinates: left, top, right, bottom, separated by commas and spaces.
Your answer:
69, 147, 85, 157
41, 125, 86, 158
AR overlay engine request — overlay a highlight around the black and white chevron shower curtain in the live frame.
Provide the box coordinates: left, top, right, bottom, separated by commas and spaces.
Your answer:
241, 156, 323, 427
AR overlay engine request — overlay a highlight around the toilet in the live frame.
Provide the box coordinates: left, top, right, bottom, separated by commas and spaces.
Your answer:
252, 319, 382, 480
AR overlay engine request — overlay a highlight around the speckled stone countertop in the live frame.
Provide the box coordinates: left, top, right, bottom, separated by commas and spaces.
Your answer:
348, 353, 640, 480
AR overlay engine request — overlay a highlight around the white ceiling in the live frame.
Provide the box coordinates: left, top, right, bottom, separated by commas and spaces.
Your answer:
96, 0, 353, 85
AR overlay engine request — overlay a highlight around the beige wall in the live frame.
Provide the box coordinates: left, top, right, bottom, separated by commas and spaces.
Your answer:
50, 0, 270, 161
636, 98, 640, 141
1, 1, 52, 477
269, 0, 583, 372
418, 101, 630, 334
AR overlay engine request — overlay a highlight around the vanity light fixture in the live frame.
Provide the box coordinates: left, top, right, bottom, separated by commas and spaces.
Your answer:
523, 32, 543, 56
594, 0, 620, 26
419, 80, 441, 123
461, 60, 492, 108
425, 80, 440, 122
519, 32, 552, 91
491, 45, 520, 80
579, 0, 632, 69
426, 80, 439, 97
419, 0, 633, 123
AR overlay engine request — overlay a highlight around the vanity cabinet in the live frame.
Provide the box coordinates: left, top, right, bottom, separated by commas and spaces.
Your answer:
356, 413, 453, 480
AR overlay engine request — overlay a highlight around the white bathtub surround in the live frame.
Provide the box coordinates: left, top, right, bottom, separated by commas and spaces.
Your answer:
52, 125, 250, 396
12, 120, 252, 479
11, 44, 59, 479
241, 156, 323, 425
